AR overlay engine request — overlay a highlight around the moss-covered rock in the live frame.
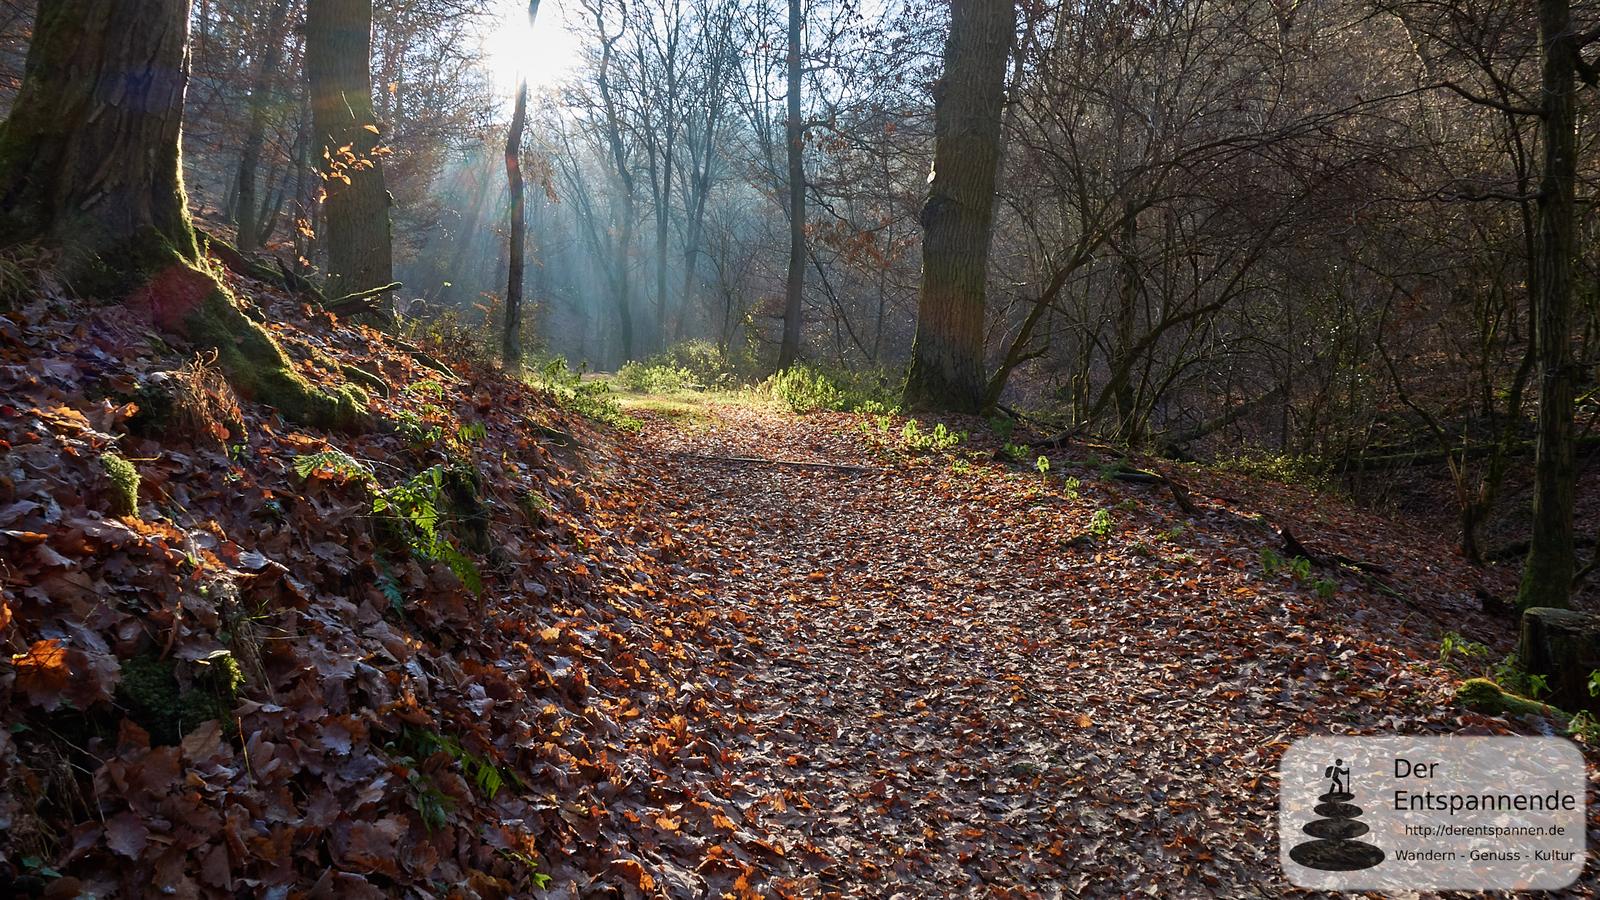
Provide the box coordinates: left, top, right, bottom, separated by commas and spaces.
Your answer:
98, 452, 139, 517
1455, 678, 1565, 720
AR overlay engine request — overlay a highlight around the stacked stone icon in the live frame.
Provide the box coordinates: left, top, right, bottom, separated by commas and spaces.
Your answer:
1289, 773, 1385, 871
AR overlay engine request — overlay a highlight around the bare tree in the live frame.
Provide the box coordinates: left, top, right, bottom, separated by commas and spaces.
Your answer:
902, 0, 1015, 412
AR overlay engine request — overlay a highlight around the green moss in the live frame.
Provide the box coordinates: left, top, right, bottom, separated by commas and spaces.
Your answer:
116, 653, 242, 746
182, 282, 369, 432
1455, 678, 1564, 720
340, 364, 391, 399
99, 452, 139, 518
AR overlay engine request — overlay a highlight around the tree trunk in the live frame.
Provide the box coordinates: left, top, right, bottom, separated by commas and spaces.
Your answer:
0, 0, 197, 276
902, 0, 1015, 412
776, 0, 805, 369
0, 0, 365, 430
503, 80, 529, 367
1518, 0, 1579, 611
1110, 201, 1141, 441
233, 0, 293, 251
305, 0, 394, 303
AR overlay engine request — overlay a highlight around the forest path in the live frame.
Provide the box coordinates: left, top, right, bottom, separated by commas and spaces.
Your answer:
624, 393, 1458, 896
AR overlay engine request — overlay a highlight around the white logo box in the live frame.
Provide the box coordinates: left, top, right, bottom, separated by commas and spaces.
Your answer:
1279, 735, 1586, 890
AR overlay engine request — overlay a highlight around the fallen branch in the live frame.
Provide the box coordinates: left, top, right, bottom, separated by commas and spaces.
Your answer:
1110, 465, 1199, 515
391, 338, 457, 378
327, 281, 403, 316
1276, 524, 1391, 575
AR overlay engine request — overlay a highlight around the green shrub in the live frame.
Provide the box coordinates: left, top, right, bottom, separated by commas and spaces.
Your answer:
650, 339, 758, 388
616, 361, 699, 393
1216, 449, 1329, 490
526, 356, 639, 430
1088, 508, 1114, 538
762, 363, 899, 414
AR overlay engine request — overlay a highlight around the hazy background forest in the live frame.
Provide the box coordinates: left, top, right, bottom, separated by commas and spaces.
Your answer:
2, 0, 1597, 574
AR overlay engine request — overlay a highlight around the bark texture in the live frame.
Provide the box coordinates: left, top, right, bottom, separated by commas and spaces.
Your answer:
1518, 0, 1579, 611
902, 0, 1015, 413
776, 0, 806, 369
0, 0, 197, 279
503, 79, 529, 366
233, 0, 294, 251
306, 0, 394, 301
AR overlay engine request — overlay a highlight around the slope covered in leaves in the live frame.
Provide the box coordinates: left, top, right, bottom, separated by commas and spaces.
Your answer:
0, 275, 770, 897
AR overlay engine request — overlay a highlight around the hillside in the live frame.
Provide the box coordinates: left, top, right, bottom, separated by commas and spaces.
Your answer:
1, 271, 1593, 896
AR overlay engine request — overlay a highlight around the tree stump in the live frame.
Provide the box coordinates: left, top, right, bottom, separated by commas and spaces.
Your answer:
1518, 608, 1600, 713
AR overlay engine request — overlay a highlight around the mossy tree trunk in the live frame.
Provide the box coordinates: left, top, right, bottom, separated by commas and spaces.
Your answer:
902, 0, 1015, 413
0, 0, 197, 274
306, 0, 395, 304
1517, 0, 1580, 611
0, 0, 366, 431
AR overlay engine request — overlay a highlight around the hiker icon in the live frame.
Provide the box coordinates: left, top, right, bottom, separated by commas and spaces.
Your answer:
1289, 758, 1385, 871
1325, 758, 1350, 795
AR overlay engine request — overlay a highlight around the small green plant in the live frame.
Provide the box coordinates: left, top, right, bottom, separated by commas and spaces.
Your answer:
1061, 476, 1082, 500
1088, 508, 1114, 538
1258, 547, 1314, 582
1525, 673, 1550, 698
1035, 455, 1051, 476
1569, 710, 1600, 743
499, 850, 555, 891
293, 448, 370, 481
293, 453, 483, 595
1003, 442, 1029, 461
1588, 670, 1600, 697
989, 414, 1016, 442
1157, 523, 1185, 542
408, 770, 453, 832
1438, 632, 1494, 671
1288, 555, 1313, 581
373, 466, 484, 594
1314, 578, 1337, 600
899, 419, 964, 453
765, 365, 846, 413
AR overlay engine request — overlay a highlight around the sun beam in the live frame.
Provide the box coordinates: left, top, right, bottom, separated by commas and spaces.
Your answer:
479, 0, 580, 98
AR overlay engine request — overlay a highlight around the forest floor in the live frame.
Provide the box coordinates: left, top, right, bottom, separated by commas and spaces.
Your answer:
611, 386, 1597, 896
3, 272, 1597, 897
